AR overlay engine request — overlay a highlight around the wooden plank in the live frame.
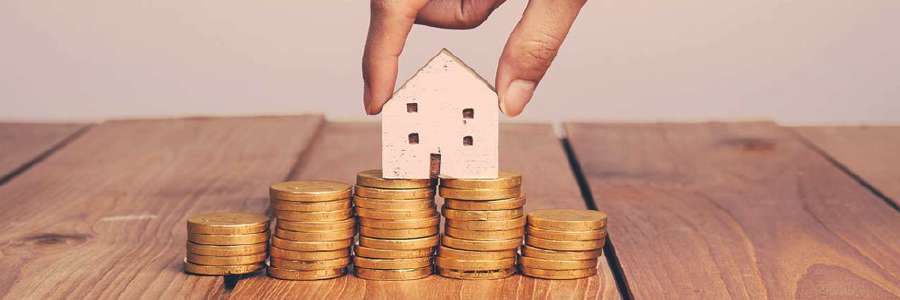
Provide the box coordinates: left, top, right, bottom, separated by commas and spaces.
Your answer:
566, 122, 900, 299
0, 116, 323, 299
230, 122, 621, 299
0, 123, 86, 183
794, 126, 900, 206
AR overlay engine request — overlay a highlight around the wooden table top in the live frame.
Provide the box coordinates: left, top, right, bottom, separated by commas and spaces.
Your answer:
0, 116, 897, 299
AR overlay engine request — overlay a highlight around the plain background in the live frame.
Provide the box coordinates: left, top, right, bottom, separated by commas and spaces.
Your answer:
2, 1, 898, 124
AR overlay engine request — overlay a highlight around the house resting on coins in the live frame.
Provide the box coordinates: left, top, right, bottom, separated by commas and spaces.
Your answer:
382, 49, 499, 179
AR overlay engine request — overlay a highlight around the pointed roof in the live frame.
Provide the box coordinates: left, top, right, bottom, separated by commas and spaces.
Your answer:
393, 49, 496, 98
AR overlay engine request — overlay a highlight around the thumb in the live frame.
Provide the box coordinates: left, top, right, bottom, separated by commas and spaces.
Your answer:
496, 0, 586, 117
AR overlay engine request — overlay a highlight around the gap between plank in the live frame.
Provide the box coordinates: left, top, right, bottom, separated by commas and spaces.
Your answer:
560, 137, 634, 300
0, 124, 93, 187
788, 128, 899, 211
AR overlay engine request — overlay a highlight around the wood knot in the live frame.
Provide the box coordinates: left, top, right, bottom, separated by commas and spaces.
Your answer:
20, 233, 91, 247
719, 137, 776, 152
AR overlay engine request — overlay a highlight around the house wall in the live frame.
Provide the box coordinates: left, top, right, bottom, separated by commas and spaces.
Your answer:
382, 52, 499, 179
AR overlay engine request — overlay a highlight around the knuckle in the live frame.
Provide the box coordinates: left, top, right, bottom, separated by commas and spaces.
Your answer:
519, 36, 560, 69
453, 9, 490, 29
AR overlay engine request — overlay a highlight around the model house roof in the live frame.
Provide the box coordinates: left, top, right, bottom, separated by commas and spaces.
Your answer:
390, 49, 497, 103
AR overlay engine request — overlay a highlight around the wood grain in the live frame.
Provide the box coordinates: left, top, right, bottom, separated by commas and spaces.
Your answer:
566, 122, 900, 299
230, 122, 621, 299
794, 126, 900, 206
0, 116, 323, 299
0, 122, 86, 183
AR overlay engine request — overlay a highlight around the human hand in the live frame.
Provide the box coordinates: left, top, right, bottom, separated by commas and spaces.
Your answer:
362, 0, 587, 117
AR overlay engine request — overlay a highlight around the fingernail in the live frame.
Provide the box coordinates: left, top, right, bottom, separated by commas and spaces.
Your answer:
502, 80, 536, 116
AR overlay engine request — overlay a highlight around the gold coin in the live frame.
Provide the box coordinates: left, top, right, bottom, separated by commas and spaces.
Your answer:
444, 196, 525, 211
355, 197, 434, 210
441, 235, 521, 251
187, 242, 266, 256
445, 226, 524, 240
358, 235, 439, 250
270, 180, 352, 202
355, 186, 434, 199
521, 245, 602, 260
441, 207, 523, 221
527, 226, 607, 241
358, 215, 440, 229
271, 236, 353, 251
270, 246, 349, 261
446, 217, 525, 231
435, 256, 516, 271
438, 245, 516, 260
270, 198, 351, 212
183, 259, 262, 275
354, 245, 434, 259
357, 169, 433, 189
356, 207, 436, 220
187, 212, 269, 235
277, 218, 355, 232
355, 267, 432, 281
186, 252, 267, 266
267, 265, 346, 280
359, 226, 438, 239
353, 256, 433, 269
188, 231, 268, 245
527, 209, 607, 231
270, 257, 351, 270
525, 236, 605, 251
438, 187, 520, 201
519, 256, 598, 270
275, 227, 355, 241
274, 208, 353, 222
439, 171, 522, 189
520, 267, 597, 280
437, 267, 516, 280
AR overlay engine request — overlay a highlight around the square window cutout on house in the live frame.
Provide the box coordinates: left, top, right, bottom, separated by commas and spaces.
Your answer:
463, 108, 474, 119
463, 136, 473, 146
409, 133, 420, 144
407, 103, 418, 113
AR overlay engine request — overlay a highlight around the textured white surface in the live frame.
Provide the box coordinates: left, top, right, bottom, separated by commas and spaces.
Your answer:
382, 50, 499, 179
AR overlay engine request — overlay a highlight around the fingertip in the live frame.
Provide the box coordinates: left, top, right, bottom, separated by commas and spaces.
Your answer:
499, 79, 535, 117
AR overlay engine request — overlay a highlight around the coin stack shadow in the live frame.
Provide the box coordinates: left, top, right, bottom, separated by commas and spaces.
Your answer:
353, 169, 439, 281
520, 209, 608, 280
184, 212, 270, 276
435, 171, 525, 280
268, 181, 355, 280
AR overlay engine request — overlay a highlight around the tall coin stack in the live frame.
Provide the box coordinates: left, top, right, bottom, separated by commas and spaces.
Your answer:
436, 171, 525, 280
353, 169, 438, 281
184, 212, 269, 276
268, 181, 355, 280
520, 209, 608, 280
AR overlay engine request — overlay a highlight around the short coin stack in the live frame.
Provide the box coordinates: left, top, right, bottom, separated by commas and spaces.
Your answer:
436, 171, 525, 280
184, 212, 269, 275
520, 209, 608, 280
268, 181, 355, 280
353, 169, 438, 281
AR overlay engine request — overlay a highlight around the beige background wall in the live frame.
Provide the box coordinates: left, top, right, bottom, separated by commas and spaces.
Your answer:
2, 1, 898, 123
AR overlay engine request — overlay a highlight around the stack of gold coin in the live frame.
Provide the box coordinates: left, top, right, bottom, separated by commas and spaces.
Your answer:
353, 169, 437, 281
436, 171, 525, 280
184, 212, 269, 276
268, 180, 355, 280
520, 209, 608, 280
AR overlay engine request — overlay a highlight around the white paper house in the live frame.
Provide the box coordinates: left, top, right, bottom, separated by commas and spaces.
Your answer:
382, 49, 499, 179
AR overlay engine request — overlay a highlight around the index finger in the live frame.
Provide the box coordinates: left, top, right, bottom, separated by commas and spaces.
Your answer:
363, 0, 429, 115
